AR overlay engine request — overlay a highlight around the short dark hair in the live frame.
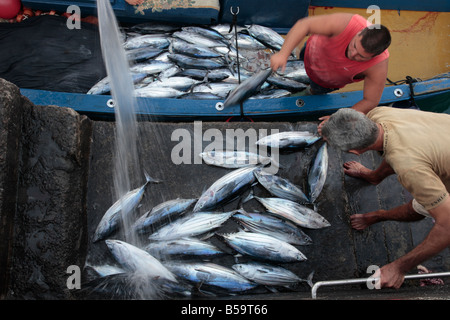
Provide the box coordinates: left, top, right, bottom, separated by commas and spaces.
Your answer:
360, 25, 391, 56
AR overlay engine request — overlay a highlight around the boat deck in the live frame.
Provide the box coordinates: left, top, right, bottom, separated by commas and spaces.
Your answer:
84, 120, 450, 299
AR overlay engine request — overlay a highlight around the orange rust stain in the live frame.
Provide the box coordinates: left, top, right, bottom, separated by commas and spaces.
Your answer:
391, 12, 439, 33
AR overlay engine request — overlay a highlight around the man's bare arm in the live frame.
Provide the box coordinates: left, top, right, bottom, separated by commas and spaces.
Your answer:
271, 13, 353, 71
352, 58, 389, 114
380, 196, 450, 288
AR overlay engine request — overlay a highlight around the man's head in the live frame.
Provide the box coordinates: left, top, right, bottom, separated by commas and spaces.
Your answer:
347, 25, 391, 61
321, 108, 379, 152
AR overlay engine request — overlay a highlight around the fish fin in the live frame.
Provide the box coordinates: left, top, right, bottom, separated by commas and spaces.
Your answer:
242, 189, 254, 204
201, 72, 209, 85
236, 206, 252, 218
199, 232, 215, 241
265, 286, 279, 293
144, 170, 162, 184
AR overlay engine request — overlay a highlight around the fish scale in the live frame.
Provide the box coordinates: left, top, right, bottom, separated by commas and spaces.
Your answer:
249, 193, 331, 229
193, 166, 258, 212
222, 231, 307, 263
147, 210, 239, 241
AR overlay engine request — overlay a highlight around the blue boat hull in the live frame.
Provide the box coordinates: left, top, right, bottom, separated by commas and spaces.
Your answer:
21, 75, 450, 121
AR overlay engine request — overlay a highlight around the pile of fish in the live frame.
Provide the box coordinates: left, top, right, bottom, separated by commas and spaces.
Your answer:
84, 131, 330, 299
87, 22, 309, 102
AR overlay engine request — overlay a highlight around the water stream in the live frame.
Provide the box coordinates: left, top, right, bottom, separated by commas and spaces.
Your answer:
95, 0, 162, 298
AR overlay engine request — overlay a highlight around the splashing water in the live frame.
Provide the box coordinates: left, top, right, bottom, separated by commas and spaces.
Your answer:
96, 0, 162, 299
96, 0, 140, 242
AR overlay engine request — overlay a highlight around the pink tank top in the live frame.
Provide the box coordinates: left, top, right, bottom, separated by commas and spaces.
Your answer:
304, 14, 389, 89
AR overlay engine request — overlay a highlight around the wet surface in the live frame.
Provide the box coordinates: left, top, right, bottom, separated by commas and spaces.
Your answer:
83, 120, 450, 300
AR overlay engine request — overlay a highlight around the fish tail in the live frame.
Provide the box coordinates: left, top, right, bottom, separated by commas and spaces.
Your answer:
305, 271, 315, 288
144, 170, 162, 185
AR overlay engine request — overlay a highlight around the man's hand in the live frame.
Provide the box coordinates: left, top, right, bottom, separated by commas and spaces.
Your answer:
317, 115, 330, 136
379, 262, 406, 289
270, 52, 288, 72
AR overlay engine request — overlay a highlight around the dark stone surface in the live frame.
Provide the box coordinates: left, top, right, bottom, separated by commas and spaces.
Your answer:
0, 79, 92, 299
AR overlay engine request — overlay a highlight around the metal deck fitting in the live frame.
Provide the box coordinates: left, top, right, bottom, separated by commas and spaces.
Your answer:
311, 271, 450, 299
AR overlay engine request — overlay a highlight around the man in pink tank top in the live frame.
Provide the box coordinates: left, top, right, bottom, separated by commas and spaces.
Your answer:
271, 13, 391, 116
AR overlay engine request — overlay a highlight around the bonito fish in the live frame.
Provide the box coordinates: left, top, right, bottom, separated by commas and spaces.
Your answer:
222, 68, 272, 108
93, 171, 159, 242
255, 131, 321, 149
199, 150, 274, 168
308, 143, 328, 203
232, 211, 312, 246
245, 24, 285, 51
254, 167, 310, 203
105, 239, 177, 282
123, 34, 170, 50
145, 238, 224, 258
193, 166, 258, 212
148, 210, 239, 241
221, 231, 307, 262
164, 261, 258, 292
131, 198, 197, 235
232, 262, 314, 288
248, 193, 330, 229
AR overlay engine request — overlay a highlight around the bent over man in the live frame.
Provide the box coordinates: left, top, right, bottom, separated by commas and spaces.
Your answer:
321, 107, 450, 289
271, 13, 391, 115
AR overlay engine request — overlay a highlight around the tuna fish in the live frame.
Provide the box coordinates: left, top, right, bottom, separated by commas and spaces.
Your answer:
131, 198, 197, 235
123, 34, 170, 50
221, 231, 307, 262
229, 33, 266, 50
232, 262, 314, 288
145, 238, 224, 258
93, 171, 160, 242
172, 30, 228, 48
181, 26, 226, 41
146, 76, 201, 91
148, 210, 239, 241
308, 143, 328, 203
134, 86, 185, 98
232, 211, 313, 246
255, 131, 321, 149
87, 73, 147, 95
199, 150, 274, 169
222, 68, 272, 108
254, 167, 310, 203
250, 88, 291, 99
164, 261, 258, 292
266, 74, 308, 92
129, 60, 175, 75
176, 68, 232, 82
105, 239, 177, 282
276, 60, 310, 84
191, 82, 238, 98
170, 38, 222, 59
127, 47, 166, 63
247, 192, 330, 229
210, 24, 246, 38
245, 24, 285, 51
193, 166, 258, 212
168, 53, 226, 70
